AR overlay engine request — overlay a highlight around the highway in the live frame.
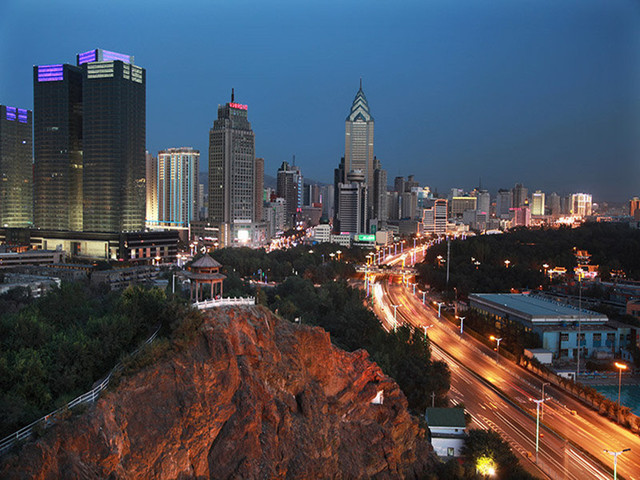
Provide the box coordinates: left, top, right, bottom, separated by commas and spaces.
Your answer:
368, 244, 640, 480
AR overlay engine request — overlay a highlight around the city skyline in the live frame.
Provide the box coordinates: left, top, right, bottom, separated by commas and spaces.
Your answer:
1, 0, 639, 202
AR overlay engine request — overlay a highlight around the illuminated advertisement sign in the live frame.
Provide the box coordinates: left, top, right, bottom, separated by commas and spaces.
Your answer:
229, 102, 248, 110
357, 234, 376, 242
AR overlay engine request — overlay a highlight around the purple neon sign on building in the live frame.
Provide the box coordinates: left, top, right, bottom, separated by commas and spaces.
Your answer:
5, 106, 17, 121
37, 64, 64, 82
78, 49, 97, 65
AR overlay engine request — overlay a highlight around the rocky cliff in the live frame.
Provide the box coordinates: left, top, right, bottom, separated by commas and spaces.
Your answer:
1, 306, 434, 479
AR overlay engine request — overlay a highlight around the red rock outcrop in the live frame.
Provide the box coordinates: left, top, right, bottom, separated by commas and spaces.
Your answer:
1, 306, 434, 479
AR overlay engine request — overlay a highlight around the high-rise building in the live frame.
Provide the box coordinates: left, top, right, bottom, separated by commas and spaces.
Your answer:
155, 147, 199, 228
423, 199, 447, 235
337, 170, 367, 235
570, 193, 592, 217
511, 206, 531, 227
145, 151, 158, 225
496, 189, 513, 219
548, 192, 561, 216
208, 92, 255, 225
513, 183, 528, 208
277, 161, 303, 228
629, 197, 640, 218
33, 63, 83, 231
449, 196, 477, 218
34, 49, 146, 233
254, 157, 264, 222
531, 190, 545, 216
475, 190, 490, 215
345, 81, 374, 209
0, 105, 32, 228
372, 158, 388, 222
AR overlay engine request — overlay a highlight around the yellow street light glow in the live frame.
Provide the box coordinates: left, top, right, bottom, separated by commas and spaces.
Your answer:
615, 362, 627, 370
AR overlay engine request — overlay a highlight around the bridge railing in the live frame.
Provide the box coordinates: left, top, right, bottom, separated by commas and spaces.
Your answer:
0, 325, 160, 457
194, 296, 255, 309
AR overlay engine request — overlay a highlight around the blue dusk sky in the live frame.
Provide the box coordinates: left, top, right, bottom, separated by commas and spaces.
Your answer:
1, 0, 638, 202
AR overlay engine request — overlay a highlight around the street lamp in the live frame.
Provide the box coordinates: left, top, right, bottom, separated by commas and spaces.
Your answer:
391, 304, 401, 331
490, 335, 502, 362
410, 282, 417, 295
435, 301, 444, 318
336, 250, 342, 261
603, 448, 630, 480
541, 382, 550, 421
457, 316, 465, 335
530, 396, 547, 463
504, 259, 511, 268
423, 324, 433, 340
420, 290, 427, 305
615, 362, 627, 407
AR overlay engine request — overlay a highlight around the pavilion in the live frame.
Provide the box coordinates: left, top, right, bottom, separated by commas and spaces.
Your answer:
181, 255, 226, 302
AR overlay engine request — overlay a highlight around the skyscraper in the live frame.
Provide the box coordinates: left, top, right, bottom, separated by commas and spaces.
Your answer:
0, 105, 32, 227
33, 63, 83, 231
531, 190, 545, 216
34, 48, 145, 233
337, 170, 367, 235
80, 49, 146, 232
146, 151, 158, 225
345, 81, 374, 208
277, 160, 303, 228
254, 157, 264, 222
208, 92, 255, 225
372, 158, 388, 222
570, 193, 592, 216
156, 147, 199, 227
513, 183, 528, 208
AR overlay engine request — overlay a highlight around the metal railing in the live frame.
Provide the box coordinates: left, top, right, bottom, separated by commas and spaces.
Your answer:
0, 325, 161, 457
194, 296, 255, 309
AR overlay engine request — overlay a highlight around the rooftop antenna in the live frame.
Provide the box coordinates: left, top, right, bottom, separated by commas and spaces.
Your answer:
292, 154, 296, 166
360, 77, 362, 89
231, 88, 234, 102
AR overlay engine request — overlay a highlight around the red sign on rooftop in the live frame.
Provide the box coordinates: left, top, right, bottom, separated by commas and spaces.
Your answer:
229, 102, 248, 110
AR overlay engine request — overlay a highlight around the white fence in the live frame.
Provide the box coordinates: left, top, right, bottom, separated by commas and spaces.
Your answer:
0, 326, 161, 457
195, 296, 255, 309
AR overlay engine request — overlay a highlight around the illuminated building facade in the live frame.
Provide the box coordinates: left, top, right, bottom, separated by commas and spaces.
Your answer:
0, 105, 32, 227
531, 190, 545, 216
155, 147, 199, 228
254, 157, 264, 222
145, 152, 158, 225
208, 93, 255, 225
33, 63, 83, 231
570, 193, 592, 216
34, 48, 145, 233
422, 199, 447, 235
629, 197, 640, 218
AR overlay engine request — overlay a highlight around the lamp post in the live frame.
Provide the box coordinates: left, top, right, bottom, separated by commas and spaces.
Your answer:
421, 290, 427, 305
457, 316, 465, 335
615, 362, 627, 407
531, 396, 546, 463
504, 259, 511, 268
490, 335, 502, 362
423, 324, 433, 340
435, 301, 444, 318
541, 382, 550, 421
391, 304, 401, 331
336, 250, 342, 261
410, 282, 417, 295
603, 448, 630, 480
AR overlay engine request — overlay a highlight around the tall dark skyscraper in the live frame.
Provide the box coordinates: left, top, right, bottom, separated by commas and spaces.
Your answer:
80, 49, 146, 233
0, 105, 33, 227
208, 92, 255, 225
33, 63, 83, 231
33, 49, 145, 233
276, 160, 303, 228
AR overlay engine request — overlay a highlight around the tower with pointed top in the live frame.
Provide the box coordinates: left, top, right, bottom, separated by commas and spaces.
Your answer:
344, 81, 374, 206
